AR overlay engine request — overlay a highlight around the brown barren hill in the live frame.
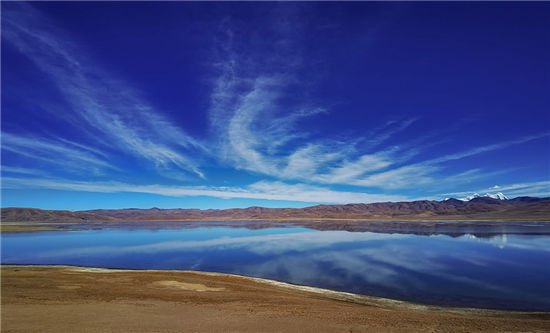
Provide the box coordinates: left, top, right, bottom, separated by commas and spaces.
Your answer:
1, 207, 118, 223
81, 197, 550, 221
2, 197, 550, 223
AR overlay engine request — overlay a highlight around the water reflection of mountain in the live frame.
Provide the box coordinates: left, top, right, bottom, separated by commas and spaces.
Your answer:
299, 221, 550, 238
60, 220, 550, 238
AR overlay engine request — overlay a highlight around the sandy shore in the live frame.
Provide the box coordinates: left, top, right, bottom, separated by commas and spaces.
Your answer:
1, 265, 549, 333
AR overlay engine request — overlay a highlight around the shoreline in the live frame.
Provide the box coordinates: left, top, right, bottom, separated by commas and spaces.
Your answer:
2, 264, 548, 316
3, 264, 549, 332
2, 219, 550, 234
4, 217, 550, 223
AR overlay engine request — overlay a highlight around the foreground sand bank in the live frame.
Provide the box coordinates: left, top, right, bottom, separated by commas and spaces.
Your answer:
1, 265, 549, 333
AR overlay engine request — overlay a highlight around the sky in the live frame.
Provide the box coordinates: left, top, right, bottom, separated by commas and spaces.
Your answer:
1, 2, 550, 210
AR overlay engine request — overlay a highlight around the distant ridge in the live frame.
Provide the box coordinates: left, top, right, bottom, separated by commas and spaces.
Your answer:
0, 207, 117, 223
2, 196, 550, 222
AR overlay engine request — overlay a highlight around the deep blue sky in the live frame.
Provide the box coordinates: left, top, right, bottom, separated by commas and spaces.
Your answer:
2, 2, 549, 210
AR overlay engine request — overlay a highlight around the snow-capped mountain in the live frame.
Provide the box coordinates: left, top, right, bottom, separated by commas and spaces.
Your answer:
484, 192, 508, 200
464, 193, 481, 201
460, 192, 508, 201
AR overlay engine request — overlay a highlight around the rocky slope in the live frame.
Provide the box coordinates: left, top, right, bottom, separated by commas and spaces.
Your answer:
1, 207, 117, 223
2, 197, 549, 222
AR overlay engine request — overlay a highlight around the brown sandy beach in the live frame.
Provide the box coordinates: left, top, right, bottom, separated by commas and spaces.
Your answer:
1, 265, 549, 333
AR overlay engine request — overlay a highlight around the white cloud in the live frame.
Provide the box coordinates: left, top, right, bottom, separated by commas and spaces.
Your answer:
3, 3, 548, 198
207, 16, 550, 192
427, 133, 550, 165
2, 177, 408, 204
282, 145, 343, 179
311, 153, 393, 184
2, 133, 117, 174
246, 180, 407, 203
442, 181, 550, 199
363, 117, 419, 150
351, 165, 438, 189
226, 77, 282, 174
1, 166, 47, 176
3, 3, 206, 178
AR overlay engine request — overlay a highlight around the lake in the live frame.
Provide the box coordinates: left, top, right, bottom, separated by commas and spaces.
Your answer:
2, 221, 550, 311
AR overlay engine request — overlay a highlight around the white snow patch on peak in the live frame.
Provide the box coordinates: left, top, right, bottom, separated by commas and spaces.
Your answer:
456, 192, 509, 201
484, 192, 508, 200
464, 193, 480, 201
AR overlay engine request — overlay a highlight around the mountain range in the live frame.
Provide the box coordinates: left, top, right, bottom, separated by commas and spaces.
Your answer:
2, 196, 550, 222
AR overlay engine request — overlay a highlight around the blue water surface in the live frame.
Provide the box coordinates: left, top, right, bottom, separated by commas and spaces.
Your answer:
2, 224, 550, 311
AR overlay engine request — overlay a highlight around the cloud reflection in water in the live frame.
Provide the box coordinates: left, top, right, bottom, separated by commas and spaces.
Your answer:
2, 227, 549, 311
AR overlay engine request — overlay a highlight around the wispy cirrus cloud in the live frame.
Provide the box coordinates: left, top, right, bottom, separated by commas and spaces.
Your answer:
2, 3, 206, 178
1, 166, 48, 176
346, 134, 549, 190
362, 117, 420, 150
427, 133, 550, 165
209, 16, 415, 187
2, 177, 408, 204
2, 2, 548, 207
2, 133, 117, 174
443, 181, 550, 199
207, 14, 550, 192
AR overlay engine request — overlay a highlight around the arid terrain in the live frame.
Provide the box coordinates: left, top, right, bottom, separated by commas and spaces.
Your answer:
2, 265, 549, 333
2, 196, 550, 224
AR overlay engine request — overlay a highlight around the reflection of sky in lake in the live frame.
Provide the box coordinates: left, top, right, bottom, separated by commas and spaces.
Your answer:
2, 226, 550, 311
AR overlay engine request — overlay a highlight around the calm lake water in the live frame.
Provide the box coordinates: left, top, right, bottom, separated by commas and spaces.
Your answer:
2, 222, 550, 311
